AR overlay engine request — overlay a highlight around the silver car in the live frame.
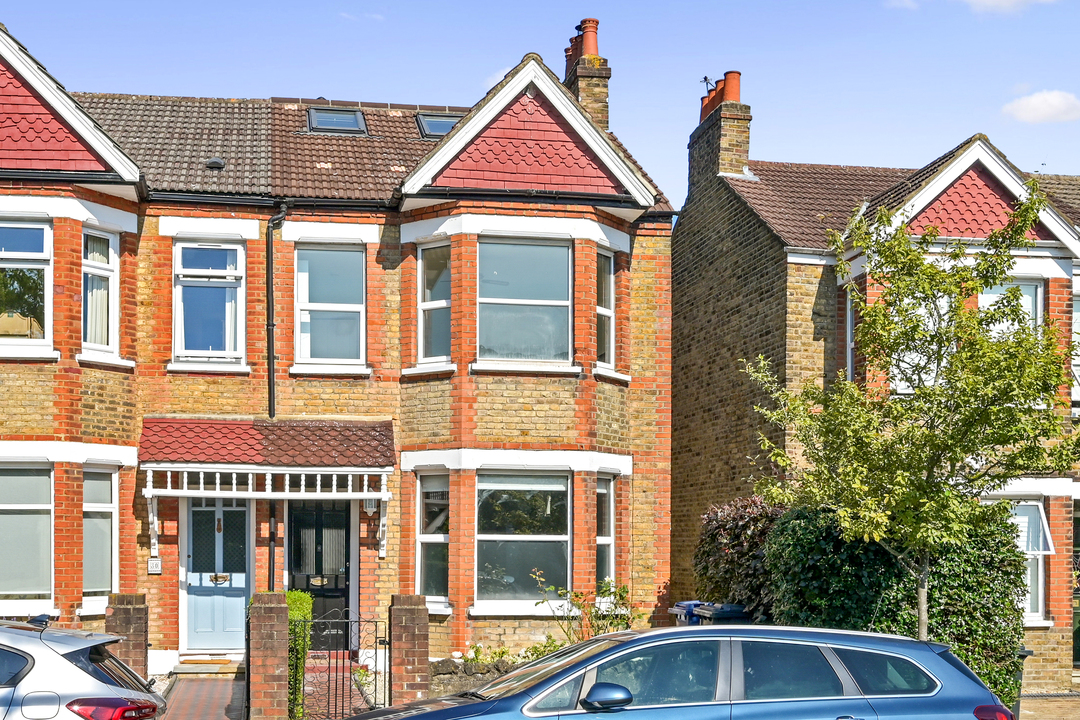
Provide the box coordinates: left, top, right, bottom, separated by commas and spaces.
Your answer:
0, 620, 166, 720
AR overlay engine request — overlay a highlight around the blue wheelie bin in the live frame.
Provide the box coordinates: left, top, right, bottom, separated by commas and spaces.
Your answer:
668, 600, 709, 626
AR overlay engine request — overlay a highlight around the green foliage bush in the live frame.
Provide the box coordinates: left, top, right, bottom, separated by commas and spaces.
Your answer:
286, 591, 314, 718
764, 504, 1026, 706
692, 496, 785, 622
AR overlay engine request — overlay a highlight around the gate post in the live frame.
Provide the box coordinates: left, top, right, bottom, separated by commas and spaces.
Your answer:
248, 592, 290, 720
390, 594, 429, 703
105, 594, 148, 680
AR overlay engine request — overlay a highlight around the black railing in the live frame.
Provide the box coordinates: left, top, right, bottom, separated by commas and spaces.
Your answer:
289, 609, 390, 719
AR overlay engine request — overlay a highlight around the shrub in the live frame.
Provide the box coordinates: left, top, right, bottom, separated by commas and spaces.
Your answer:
533, 573, 639, 644
286, 590, 314, 718
692, 496, 785, 622
765, 504, 1026, 705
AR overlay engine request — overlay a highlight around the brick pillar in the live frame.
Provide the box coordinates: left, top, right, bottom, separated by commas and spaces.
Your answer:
248, 592, 289, 720
105, 594, 148, 680
390, 594, 429, 703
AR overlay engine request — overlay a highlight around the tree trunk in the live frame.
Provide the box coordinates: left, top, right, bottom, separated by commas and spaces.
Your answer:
917, 555, 930, 642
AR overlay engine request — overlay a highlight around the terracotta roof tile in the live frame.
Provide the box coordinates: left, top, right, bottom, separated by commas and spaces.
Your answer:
139, 418, 394, 467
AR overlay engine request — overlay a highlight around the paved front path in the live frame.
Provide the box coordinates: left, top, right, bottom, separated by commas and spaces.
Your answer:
1021, 697, 1080, 720
163, 678, 244, 720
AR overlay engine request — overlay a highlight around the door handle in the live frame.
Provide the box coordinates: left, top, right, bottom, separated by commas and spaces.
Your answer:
210, 573, 230, 584
837, 716, 865, 720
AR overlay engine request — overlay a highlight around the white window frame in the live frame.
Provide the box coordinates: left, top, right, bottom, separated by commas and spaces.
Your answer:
418, 242, 451, 364
171, 240, 246, 367
0, 221, 54, 354
81, 230, 120, 359
845, 287, 855, 382
473, 472, 572, 613
979, 279, 1044, 329
81, 466, 119, 615
0, 464, 54, 616
596, 251, 615, 369
416, 474, 451, 613
596, 476, 615, 588
1011, 500, 1054, 624
476, 239, 573, 366
293, 243, 367, 367
1071, 296, 1080, 405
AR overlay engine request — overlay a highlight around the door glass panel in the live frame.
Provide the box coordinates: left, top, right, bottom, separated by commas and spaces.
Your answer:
321, 507, 348, 574
741, 641, 843, 700
534, 675, 583, 712
190, 510, 216, 573
222, 510, 246, 574
595, 641, 720, 706
832, 648, 938, 695
292, 509, 317, 575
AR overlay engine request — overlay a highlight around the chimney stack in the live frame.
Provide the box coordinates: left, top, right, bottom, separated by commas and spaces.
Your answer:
691, 70, 751, 178
563, 18, 611, 131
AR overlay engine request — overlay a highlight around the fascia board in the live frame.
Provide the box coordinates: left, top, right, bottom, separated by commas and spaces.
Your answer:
892, 141, 1080, 258
400, 60, 656, 208
0, 33, 141, 183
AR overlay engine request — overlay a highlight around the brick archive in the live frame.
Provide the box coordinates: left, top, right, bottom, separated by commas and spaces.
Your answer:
0, 19, 673, 671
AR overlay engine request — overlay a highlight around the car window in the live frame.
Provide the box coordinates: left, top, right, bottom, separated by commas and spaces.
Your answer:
63, 644, 147, 692
741, 641, 843, 700
594, 640, 720, 707
472, 638, 621, 699
533, 674, 583, 712
0, 647, 28, 685
833, 648, 938, 695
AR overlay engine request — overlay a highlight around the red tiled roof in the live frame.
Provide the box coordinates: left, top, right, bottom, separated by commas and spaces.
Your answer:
432, 90, 624, 195
0, 61, 107, 172
139, 418, 395, 467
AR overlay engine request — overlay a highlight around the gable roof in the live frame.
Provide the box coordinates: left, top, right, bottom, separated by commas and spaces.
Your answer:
1036, 174, 1080, 225
401, 54, 661, 215
0, 26, 139, 182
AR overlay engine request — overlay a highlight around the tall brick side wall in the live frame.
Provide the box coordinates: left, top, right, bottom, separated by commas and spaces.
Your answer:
105, 594, 148, 680
390, 594, 430, 704
248, 592, 289, 720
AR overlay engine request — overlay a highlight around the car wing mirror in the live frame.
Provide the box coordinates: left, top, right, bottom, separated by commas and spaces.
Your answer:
580, 682, 633, 711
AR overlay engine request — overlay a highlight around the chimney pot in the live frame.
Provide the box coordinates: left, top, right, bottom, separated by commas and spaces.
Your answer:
721, 70, 741, 103
580, 18, 599, 56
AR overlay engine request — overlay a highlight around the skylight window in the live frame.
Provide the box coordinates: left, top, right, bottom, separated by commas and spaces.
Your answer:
417, 113, 463, 139
308, 108, 368, 135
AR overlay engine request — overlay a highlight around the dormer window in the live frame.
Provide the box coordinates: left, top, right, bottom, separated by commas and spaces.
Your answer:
307, 108, 368, 135
417, 113, 463, 138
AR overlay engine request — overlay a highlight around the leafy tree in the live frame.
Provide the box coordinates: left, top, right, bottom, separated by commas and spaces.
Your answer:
748, 180, 1079, 640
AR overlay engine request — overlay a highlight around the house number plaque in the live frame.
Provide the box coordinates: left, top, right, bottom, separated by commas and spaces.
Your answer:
147, 558, 162, 575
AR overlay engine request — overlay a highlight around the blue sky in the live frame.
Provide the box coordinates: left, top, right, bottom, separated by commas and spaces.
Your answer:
3, 0, 1078, 209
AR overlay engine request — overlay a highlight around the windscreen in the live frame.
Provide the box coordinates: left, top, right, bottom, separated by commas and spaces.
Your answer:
63, 644, 148, 693
469, 638, 623, 699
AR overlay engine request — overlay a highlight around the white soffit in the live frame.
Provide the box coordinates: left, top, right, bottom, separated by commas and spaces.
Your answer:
893, 140, 1080, 258
0, 32, 140, 183
159, 216, 261, 240
401, 214, 631, 253
0, 195, 137, 233
400, 59, 657, 209
401, 449, 633, 476
282, 220, 381, 244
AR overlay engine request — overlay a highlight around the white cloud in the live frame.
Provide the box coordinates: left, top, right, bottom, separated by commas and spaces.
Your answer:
364, 13, 385, 21
340, 11, 357, 20
885, 0, 919, 9
956, 0, 1057, 12
484, 67, 512, 90
1002, 90, 1080, 123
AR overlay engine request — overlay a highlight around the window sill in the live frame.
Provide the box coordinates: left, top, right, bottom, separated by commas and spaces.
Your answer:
76, 352, 136, 369
402, 363, 457, 378
468, 600, 573, 617
594, 366, 632, 384
1024, 618, 1055, 628
288, 364, 373, 376
0, 600, 58, 617
78, 596, 109, 616
0, 347, 60, 361
426, 599, 453, 615
469, 361, 583, 376
167, 361, 252, 375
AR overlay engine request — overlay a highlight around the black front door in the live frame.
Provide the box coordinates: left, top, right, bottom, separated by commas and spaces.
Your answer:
289, 500, 350, 649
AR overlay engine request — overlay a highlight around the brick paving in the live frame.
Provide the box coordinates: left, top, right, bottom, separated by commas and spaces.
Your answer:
163, 678, 244, 720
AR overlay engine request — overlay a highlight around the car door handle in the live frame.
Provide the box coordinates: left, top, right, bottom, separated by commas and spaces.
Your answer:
837, 716, 865, 720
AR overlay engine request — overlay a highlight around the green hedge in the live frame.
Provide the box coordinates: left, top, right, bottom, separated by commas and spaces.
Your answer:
764, 504, 1026, 706
286, 591, 314, 719
692, 495, 785, 622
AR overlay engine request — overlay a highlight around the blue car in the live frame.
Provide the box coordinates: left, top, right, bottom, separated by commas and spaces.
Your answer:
350, 625, 1014, 720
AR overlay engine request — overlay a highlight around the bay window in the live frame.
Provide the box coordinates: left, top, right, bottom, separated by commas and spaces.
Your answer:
478, 241, 571, 362
1010, 501, 1053, 621
295, 246, 366, 364
0, 468, 52, 604
476, 474, 569, 601
417, 475, 450, 600
173, 242, 245, 365
596, 252, 614, 367
0, 223, 50, 346
82, 470, 117, 613
978, 280, 1041, 331
82, 231, 119, 355
418, 245, 451, 361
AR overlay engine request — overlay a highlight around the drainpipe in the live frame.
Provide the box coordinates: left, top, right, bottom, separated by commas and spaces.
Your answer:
266, 202, 289, 419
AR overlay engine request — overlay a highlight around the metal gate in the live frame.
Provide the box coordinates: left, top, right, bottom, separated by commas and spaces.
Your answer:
290, 608, 390, 719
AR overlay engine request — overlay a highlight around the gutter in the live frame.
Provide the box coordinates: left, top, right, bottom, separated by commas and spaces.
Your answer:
146, 191, 397, 211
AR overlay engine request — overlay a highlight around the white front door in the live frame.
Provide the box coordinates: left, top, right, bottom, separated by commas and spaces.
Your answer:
187, 498, 249, 650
